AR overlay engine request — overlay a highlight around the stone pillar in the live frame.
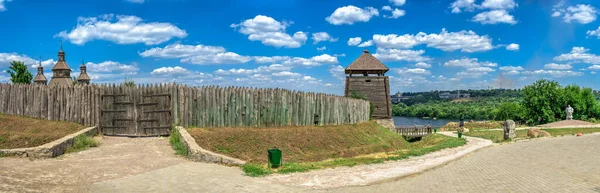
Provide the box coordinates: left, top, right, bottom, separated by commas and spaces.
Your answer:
503, 120, 516, 140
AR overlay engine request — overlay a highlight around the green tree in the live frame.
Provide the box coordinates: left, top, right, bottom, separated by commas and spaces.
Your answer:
495, 102, 524, 121
521, 79, 564, 125
7, 61, 32, 84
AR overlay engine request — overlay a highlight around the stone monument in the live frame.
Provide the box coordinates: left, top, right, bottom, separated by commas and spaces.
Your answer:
566, 105, 574, 120
503, 120, 516, 140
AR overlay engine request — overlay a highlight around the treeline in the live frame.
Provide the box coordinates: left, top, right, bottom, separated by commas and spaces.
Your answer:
398, 89, 522, 105
393, 80, 600, 125
392, 97, 520, 120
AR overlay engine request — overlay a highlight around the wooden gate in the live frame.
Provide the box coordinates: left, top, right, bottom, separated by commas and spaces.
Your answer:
100, 85, 172, 136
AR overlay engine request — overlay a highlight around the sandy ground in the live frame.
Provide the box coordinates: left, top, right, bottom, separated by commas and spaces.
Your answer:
263, 132, 493, 189
537, 120, 600, 128
0, 136, 186, 193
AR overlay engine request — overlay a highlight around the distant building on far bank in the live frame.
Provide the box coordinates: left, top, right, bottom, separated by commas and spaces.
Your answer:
439, 91, 470, 99
391, 92, 411, 104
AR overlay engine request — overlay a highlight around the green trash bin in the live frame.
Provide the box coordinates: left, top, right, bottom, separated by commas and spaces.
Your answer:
458, 132, 463, 139
268, 148, 282, 168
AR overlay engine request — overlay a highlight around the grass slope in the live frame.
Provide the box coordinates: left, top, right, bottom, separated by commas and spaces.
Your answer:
0, 114, 86, 149
465, 128, 600, 143
187, 121, 467, 176
188, 121, 409, 163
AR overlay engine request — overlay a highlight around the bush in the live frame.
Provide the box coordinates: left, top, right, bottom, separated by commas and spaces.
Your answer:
169, 128, 188, 156
66, 135, 98, 153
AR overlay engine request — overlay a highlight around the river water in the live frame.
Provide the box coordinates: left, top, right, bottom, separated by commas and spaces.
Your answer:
392, 116, 458, 127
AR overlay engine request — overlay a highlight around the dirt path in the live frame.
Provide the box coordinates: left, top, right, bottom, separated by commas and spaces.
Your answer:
0, 136, 186, 193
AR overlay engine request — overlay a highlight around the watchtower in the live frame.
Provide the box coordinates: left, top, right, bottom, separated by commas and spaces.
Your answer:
345, 50, 392, 119
33, 60, 47, 85
48, 44, 73, 86
77, 59, 91, 85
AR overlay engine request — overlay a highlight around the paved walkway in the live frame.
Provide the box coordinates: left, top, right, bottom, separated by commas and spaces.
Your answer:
3, 133, 600, 193
0, 136, 186, 193
264, 132, 492, 189
89, 133, 600, 193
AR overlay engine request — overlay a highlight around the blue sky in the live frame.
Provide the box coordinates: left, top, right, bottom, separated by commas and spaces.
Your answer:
0, 0, 599, 95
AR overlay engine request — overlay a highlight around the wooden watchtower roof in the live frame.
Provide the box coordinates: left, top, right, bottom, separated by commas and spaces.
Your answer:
345, 50, 389, 75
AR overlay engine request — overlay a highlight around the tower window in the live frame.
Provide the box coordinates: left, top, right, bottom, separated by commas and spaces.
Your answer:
365, 79, 371, 82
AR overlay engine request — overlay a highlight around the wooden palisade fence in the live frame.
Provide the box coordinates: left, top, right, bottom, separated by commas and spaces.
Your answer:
0, 83, 371, 130
0, 84, 102, 126
174, 85, 371, 128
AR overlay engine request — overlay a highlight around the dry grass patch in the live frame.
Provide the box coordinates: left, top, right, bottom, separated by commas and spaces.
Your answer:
187, 121, 409, 163
0, 114, 86, 149
440, 121, 504, 131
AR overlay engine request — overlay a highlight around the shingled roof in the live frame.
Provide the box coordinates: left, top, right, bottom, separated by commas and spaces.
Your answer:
345, 50, 389, 74
52, 49, 72, 71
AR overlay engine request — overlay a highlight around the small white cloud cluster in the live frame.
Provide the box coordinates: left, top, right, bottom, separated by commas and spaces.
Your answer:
450, 0, 518, 25
231, 15, 307, 48
326, 5, 379, 25
552, 2, 598, 24
57, 14, 187, 45
346, 37, 372, 47
444, 58, 497, 78
312, 32, 338, 44
381, 5, 406, 19
373, 28, 494, 52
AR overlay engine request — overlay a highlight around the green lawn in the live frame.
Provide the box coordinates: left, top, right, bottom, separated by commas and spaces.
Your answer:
242, 134, 466, 176
465, 128, 600, 143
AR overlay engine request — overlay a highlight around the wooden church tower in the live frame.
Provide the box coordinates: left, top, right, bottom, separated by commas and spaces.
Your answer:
344, 50, 392, 119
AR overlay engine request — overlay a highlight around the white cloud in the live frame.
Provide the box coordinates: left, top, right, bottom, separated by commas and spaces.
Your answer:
357, 40, 373, 47
472, 10, 517, 24
326, 5, 379, 25
523, 70, 583, 77
311, 54, 338, 64
499, 66, 524, 71
348, 37, 362, 46
554, 47, 600, 64
450, 0, 478, 13
86, 61, 139, 73
395, 68, 431, 75
586, 26, 600, 38
150, 66, 190, 76
444, 58, 497, 68
389, 0, 406, 6
329, 65, 345, 81
382, 6, 392, 11
312, 32, 338, 44
506, 43, 519, 51
372, 28, 494, 52
231, 15, 307, 48
544, 63, 572, 70
480, 0, 517, 10
384, 8, 406, 19
214, 64, 291, 76
277, 54, 339, 67
553, 4, 598, 24
140, 43, 251, 65
125, 0, 144, 3
0, 0, 12, 11
181, 52, 252, 65
373, 48, 431, 62
253, 56, 290, 63
0, 53, 55, 68
589, 65, 600, 70
414, 62, 431, 68
466, 67, 495, 72
317, 46, 327, 51
272, 71, 302, 77
139, 43, 225, 58
57, 14, 187, 45
456, 71, 490, 78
